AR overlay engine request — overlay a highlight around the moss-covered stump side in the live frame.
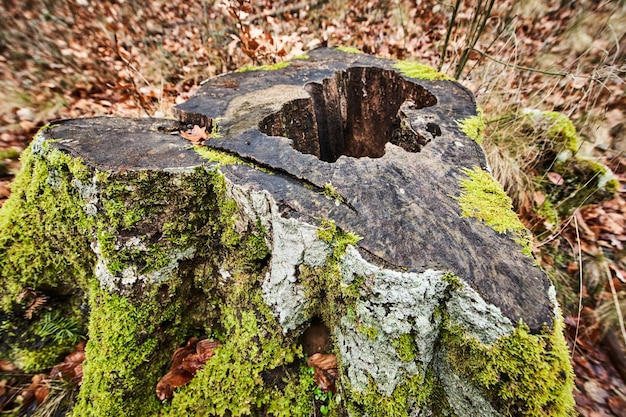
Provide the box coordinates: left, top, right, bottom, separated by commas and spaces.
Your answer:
0, 48, 575, 416
0, 133, 96, 372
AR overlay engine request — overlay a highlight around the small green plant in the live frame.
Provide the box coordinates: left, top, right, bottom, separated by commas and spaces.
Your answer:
209, 118, 223, 139
312, 383, 333, 415
322, 182, 343, 203
36, 311, 84, 344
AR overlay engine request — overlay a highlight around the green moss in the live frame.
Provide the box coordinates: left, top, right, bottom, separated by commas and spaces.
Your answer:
457, 109, 486, 145
322, 182, 344, 204
316, 219, 361, 260
194, 145, 252, 167
540, 157, 619, 217
392, 334, 417, 362
541, 111, 580, 153
345, 371, 448, 417
0, 148, 20, 160
574, 158, 619, 193
163, 287, 310, 416
536, 198, 559, 230
393, 60, 453, 81
73, 278, 214, 417
13, 344, 69, 373
210, 118, 223, 138
335, 46, 363, 54
0, 141, 96, 309
516, 110, 580, 158
358, 325, 379, 340
0, 138, 95, 369
441, 273, 463, 292
73, 284, 163, 416
236, 61, 291, 72
292, 54, 310, 60
95, 168, 220, 277
443, 317, 575, 416
455, 166, 533, 256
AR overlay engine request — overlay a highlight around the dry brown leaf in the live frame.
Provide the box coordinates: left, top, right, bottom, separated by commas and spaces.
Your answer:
181, 125, 209, 145
156, 338, 221, 400
20, 374, 49, 411
546, 171, 564, 185
50, 341, 86, 385
156, 370, 194, 401
307, 353, 338, 393
0, 359, 19, 372
195, 339, 221, 362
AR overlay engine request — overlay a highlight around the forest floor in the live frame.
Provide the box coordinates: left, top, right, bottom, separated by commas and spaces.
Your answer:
1, 0, 626, 415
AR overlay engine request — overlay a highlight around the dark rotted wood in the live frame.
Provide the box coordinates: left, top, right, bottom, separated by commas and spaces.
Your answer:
44, 48, 554, 331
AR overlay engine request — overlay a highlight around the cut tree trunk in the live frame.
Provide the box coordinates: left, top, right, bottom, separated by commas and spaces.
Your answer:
0, 48, 574, 416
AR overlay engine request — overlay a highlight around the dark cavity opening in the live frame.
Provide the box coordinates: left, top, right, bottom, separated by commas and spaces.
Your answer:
259, 67, 438, 162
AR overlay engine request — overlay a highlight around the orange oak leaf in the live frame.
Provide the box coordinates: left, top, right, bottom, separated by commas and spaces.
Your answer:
181, 125, 209, 145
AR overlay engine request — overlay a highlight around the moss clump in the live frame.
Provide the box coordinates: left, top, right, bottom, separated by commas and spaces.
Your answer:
94, 168, 220, 279
0, 141, 96, 309
0, 148, 20, 160
392, 333, 417, 362
73, 277, 215, 417
443, 317, 575, 416
548, 158, 619, 214
335, 46, 363, 54
298, 219, 361, 330
345, 371, 448, 417
236, 61, 291, 72
458, 109, 486, 145
73, 284, 167, 416
531, 110, 580, 154
393, 60, 453, 81
0, 148, 20, 176
163, 286, 312, 416
358, 325, 379, 340
322, 182, 344, 204
0, 138, 95, 370
194, 145, 251, 167
316, 219, 360, 260
455, 166, 533, 256
441, 273, 463, 292
13, 344, 70, 373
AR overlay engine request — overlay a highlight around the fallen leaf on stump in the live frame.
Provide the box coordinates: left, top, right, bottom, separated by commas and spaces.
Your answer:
156, 369, 194, 401
156, 338, 221, 400
307, 353, 338, 393
182, 340, 221, 374
181, 125, 210, 145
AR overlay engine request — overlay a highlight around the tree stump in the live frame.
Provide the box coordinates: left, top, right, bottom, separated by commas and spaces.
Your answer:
0, 48, 574, 416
